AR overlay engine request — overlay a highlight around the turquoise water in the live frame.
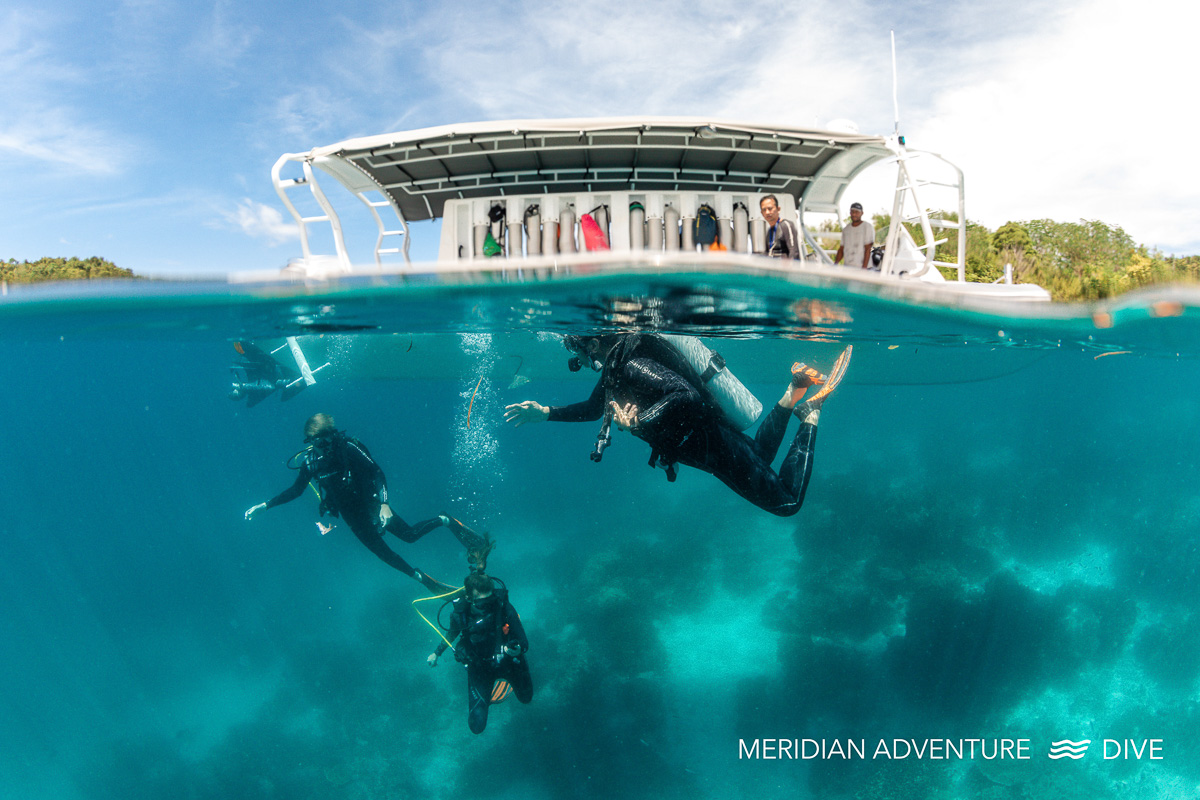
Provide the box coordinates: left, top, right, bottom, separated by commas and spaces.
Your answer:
2, 273, 1198, 799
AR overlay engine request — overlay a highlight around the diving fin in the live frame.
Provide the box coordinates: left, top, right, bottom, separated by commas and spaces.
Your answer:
490, 680, 512, 703
442, 515, 494, 572
805, 345, 853, 408
445, 516, 485, 550
414, 569, 452, 594
786, 362, 827, 406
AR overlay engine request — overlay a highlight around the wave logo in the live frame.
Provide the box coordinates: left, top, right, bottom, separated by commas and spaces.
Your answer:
1048, 739, 1091, 759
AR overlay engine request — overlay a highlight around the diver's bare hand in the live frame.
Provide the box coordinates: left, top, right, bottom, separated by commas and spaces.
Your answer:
427, 653, 439, 667
610, 401, 640, 432
379, 503, 394, 526
504, 401, 549, 427
245, 502, 267, 521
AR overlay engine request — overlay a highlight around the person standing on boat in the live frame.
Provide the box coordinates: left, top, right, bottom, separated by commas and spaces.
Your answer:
427, 572, 533, 734
760, 194, 801, 260
244, 413, 483, 591
504, 334, 851, 516
835, 202, 875, 269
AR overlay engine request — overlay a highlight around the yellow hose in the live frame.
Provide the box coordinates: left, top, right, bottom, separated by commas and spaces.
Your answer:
412, 587, 463, 651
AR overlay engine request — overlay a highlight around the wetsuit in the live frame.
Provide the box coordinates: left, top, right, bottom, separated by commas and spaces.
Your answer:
548, 334, 818, 516
435, 590, 532, 734
266, 432, 444, 584
766, 218, 801, 259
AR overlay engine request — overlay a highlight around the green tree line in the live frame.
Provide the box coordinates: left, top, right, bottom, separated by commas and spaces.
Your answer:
873, 213, 1200, 301
2, 257, 137, 284
11, 228, 1200, 301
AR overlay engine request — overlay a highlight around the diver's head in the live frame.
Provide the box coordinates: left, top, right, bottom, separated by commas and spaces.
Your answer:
304, 413, 337, 441
464, 573, 495, 606
303, 413, 339, 457
563, 335, 608, 372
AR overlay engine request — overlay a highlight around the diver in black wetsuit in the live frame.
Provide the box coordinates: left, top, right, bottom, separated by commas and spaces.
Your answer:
504, 334, 849, 517
244, 413, 481, 591
427, 573, 532, 734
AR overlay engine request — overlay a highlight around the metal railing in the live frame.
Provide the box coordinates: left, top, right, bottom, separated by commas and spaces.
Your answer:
271, 154, 412, 273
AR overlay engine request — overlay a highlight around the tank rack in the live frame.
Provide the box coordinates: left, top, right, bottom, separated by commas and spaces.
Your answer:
437, 191, 798, 261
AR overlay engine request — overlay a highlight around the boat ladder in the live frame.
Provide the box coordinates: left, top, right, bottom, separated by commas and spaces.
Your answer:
880, 146, 967, 281
271, 155, 411, 276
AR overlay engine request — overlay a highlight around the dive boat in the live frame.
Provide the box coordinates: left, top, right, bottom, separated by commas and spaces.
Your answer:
254, 117, 1050, 304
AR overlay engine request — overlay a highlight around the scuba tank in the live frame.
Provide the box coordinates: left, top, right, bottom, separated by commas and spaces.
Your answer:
587, 332, 763, 470
657, 334, 763, 430
591, 205, 609, 240
487, 205, 506, 257
524, 205, 542, 256
541, 217, 559, 255
559, 206, 577, 254
732, 202, 749, 252
629, 202, 645, 250
507, 220, 523, 257
664, 205, 680, 251
585, 333, 763, 476
494, 202, 520, 256
751, 217, 767, 253
647, 212, 663, 251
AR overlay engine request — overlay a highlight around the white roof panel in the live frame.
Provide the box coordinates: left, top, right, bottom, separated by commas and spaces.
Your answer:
282, 117, 892, 221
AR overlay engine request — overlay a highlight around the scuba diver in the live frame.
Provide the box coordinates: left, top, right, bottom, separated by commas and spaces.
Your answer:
427, 572, 532, 734
244, 413, 483, 591
504, 334, 851, 516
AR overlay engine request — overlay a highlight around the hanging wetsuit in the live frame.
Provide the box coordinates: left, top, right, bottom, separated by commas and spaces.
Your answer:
547, 333, 819, 516
265, 431, 445, 586
435, 589, 533, 734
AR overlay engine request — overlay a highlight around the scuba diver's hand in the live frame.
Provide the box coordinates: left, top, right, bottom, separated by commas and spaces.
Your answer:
438, 514, 451, 526
244, 502, 267, 521
610, 401, 640, 432
501, 643, 523, 659
427, 653, 439, 667
503, 401, 549, 427
379, 503, 394, 526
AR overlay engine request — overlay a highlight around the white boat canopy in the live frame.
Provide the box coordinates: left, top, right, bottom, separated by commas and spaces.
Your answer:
269, 116, 1049, 302
279, 116, 893, 223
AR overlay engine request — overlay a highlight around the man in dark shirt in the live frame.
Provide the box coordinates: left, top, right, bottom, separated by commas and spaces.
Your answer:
504, 335, 850, 516
245, 413, 478, 591
428, 573, 532, 734
761, 194, 801, 260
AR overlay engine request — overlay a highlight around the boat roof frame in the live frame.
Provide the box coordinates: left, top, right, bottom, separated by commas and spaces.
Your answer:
275, 116, 896, 224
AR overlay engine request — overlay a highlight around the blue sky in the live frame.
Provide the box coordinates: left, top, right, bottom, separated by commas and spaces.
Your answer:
3, 0, 1197, 275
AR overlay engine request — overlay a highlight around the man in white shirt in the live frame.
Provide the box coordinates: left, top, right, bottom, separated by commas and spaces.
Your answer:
835, 202, 874, 269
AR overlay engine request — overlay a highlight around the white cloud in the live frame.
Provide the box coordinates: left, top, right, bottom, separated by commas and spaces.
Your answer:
905, 0, 1200, 253
0, 107, 128, 175
317, 0, 896, 141
0, 9, 130, 174
226, 198, 299, 245
270, 88, 352, 144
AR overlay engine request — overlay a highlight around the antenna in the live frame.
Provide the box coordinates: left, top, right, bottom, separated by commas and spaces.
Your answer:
891, 30, 900, 137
